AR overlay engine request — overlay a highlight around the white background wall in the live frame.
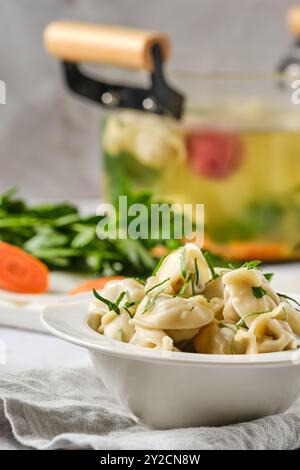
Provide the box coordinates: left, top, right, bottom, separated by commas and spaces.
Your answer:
0, 0, 297, 198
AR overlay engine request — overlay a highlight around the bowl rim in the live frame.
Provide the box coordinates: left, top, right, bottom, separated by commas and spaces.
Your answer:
41, 292, 300, 367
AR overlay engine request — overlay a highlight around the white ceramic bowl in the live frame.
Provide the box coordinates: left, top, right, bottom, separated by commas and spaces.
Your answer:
41, 293, 300, 429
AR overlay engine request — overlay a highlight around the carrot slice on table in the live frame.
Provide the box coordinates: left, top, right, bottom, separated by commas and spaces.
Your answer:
0, 242, 48, 293
69, 276, 124, 295
203, 237, 292, 262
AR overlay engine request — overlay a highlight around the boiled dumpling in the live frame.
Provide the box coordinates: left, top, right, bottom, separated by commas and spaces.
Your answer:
166, 328, 199, 343
279, 300, 300, 336
98, 310, 134, 343
210, 297, 224, 320
193, 320, 235, 354
233, 328, 258, 354
223, 267, 280, 324
145, 243, 212, 297
133, 293, 214, 330
89, 278, 144, 317
247, 305, 297, 353
233, 303, 298, 354
129, 326, 176, 351
202, 268, 229, 300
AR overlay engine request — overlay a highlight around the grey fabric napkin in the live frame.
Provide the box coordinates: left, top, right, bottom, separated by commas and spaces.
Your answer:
0, 366, 299, 450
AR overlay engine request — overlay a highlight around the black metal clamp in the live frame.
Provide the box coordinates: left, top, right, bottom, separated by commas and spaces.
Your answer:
61, 44, 184, 119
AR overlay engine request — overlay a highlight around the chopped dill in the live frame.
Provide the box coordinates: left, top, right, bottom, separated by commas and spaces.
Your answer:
203, 251, 219, 280
93, 289, 120, 315
146, 277, 170, 295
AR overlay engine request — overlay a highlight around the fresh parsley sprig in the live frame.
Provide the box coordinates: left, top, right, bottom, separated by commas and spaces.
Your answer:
242, 260, 262, 270
263, 272, 274, 282
252, 286, 267, 298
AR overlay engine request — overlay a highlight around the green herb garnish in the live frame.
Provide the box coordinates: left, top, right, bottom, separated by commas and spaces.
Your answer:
145, 277, 170, 295
115, 291, 126, 306
203, 251, 219, 280
277, 293, 300, 308
264, 272, 274, 282
252, 286, 267, 298
178, 274, 192, 297
194, 258, 199, 285
93, 289, 120, 315
132, 277, 146, 285
180, 247, 187, 279
242, 260, 262, 270
219, 321, 229, 329
152, 255, 166, 276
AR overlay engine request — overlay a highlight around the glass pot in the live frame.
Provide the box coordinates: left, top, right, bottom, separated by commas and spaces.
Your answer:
102, 74, 300, 261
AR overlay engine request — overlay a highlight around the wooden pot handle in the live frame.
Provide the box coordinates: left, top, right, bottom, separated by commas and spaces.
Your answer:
44, 21, 170, 70
287, 5, 300, 37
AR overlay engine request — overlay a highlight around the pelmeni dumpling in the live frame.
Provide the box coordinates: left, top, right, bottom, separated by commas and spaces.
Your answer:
193, 320, 235, 354
98, 311, 135, 343
210, 297, 224, 320
202, 268, 229, 300
247, 304, 297, 353
129, 326, 175, 351
233, 303, 298, 354
234, 319, 296, 354
89, 278, 144, 317
222, 267, 280, 324
166, 328, 199, 343
145, 243, 212, 297
279, 300, 300, 336
233, 329, 258, 354
133, 294, 213, 330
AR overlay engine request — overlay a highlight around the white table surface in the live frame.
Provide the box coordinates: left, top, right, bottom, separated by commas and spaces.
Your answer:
0, 327, 90, 374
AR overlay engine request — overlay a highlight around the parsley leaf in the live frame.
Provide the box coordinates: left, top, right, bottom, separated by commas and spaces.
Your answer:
252, 286, 267, 298
242, 260, 262, 270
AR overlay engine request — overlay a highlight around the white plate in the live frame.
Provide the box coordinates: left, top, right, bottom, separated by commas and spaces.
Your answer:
41, 293, 300, 428
0, 272, 88, 332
